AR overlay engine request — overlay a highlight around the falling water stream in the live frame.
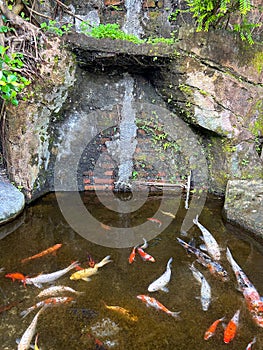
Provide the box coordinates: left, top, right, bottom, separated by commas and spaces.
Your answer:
0, 191, 263, 349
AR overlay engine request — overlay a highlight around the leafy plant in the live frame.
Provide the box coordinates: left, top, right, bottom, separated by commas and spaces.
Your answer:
40, 20, 73, 37
0, 46, 31, 106
80, 22, 176, 45
183, 0, 259, 44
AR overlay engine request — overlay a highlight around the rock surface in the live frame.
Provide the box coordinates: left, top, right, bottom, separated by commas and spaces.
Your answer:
223, 179, 263, 237
0, 178, 25, 225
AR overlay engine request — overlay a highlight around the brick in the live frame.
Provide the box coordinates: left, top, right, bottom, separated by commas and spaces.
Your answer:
83, 178, 91, 184
94, 178, 114, 184
104, 0, 122, 6
84, 184, 114, 191
104, 170, 114, 176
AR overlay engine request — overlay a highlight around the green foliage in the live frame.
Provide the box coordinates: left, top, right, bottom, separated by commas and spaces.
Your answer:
80, 22, 176, 45
40, 20, 73, 37
0, 46, 31, 106
81, 23, 143, 44
183, 0, 258, 44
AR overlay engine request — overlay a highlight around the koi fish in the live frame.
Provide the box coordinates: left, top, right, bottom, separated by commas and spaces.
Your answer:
204, 316, 225, 340
103, 301, 138, 322
17, 306, 46, 350
246, 336, 256, 350
148, 257, 172, 292
24, 261, 79, 288
177, 238, 229, 282
21, 244, 62, 263
0, 299, 24, 314
20, 296, 75, 318
70, 256, 112, 282
160, 210, 175, 219
137, 295, 180, 318
193, 215, 221, 261
147, 218, 162, 227
5, 272, 26, 286
128, 246, 137, 264
86, 334, 107, 350
223, 309, 240, 344
36, 285, 84, 298
100, 223, 111, 230
137, 246, 155, 262
226, 247, 263, 328
189, 263, 211, 311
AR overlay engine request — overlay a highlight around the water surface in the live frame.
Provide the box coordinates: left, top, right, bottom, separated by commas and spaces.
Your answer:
0, 192, 263, 349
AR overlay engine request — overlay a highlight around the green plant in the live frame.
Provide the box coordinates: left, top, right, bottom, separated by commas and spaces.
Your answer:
40, 20, 73, 37
0, 46, 31, 106
184, 0, 259, 44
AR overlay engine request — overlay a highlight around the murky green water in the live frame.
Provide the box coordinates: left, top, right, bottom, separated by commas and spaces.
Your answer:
0, 192, 263, 349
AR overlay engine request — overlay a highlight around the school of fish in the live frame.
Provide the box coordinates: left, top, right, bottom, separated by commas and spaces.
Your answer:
1, 213, 262, 349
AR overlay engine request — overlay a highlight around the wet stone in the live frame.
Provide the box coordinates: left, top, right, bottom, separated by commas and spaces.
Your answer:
223, 179, 263, 238
0, 180, 25, 225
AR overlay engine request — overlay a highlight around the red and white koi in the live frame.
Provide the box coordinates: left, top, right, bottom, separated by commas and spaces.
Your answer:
24, 261, 79, 288
17, 306, 46, 350
226, 247, 263, 328
189, 263, 211, 311
223, 309, 240, 344
20, 296, 75, 318
148, 257, 172, 292
204, 316, 225, 340
193, 215, 221, 261
137, 295, 180, 318
137, 246, 155, 262
246, 336, 256, 350
177, 238, 229, 282
147, 218, 162, 227
36, 285, 84, 298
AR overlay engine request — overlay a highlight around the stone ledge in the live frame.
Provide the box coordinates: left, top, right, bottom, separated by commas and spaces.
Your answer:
0, 180, 25, 225
223, 179, 263, 237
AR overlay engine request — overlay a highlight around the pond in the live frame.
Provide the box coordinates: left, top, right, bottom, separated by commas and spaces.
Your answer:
0, 191, 263, 349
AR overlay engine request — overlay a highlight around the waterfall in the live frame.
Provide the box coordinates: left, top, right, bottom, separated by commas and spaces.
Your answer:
106, 74, 138, 191
122, 0, 144, 38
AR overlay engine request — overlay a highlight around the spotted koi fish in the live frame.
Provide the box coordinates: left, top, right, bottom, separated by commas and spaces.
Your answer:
177, 238, 229, 282
246, 336, 257, 350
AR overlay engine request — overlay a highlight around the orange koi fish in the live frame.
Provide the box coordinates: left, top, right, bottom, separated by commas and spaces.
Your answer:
20, 296, 75, 318
147, 218, 162, 227
204, 316, 225, 340
128, 246, 137, 264
21, 243, 62, 263
246, 336, 256, 350
223, 309, 240, 344
137, 295, 180, 318
5, 272, 27, 287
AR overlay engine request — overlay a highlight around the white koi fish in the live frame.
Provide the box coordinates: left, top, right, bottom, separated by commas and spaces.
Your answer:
189, 263, 211, 311
137, 295, 180, 318
17, 306, 46, 350
24, 261, 79, 288
148, 257, 173, 292
193, 215, 221, 261
36, 285, 84, 298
